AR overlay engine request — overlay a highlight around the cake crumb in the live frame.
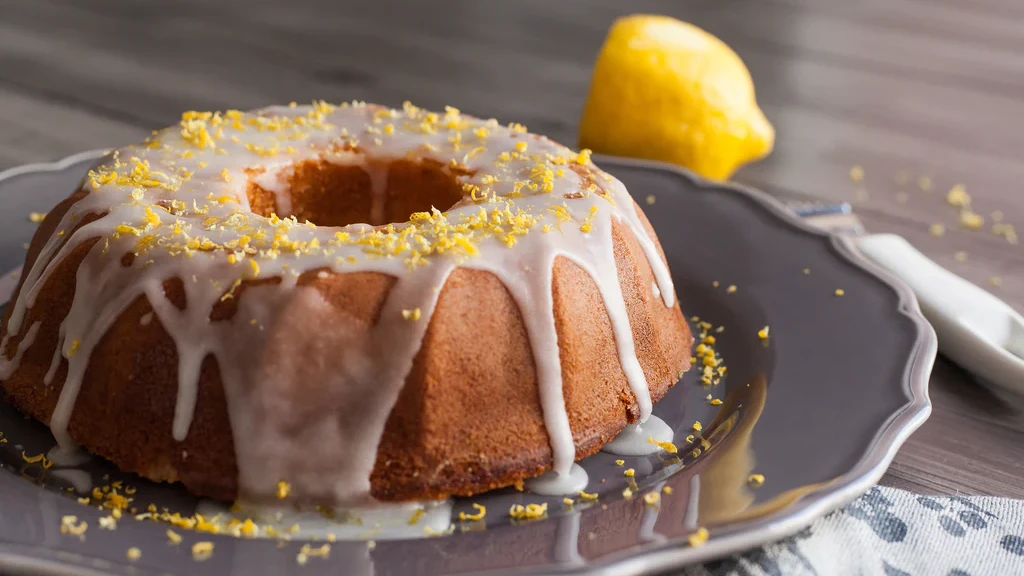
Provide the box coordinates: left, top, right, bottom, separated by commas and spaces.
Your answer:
993, 223, 1018, 244
726, 284, 737, 294
758, 326, 770, 340
192, 541, 214, 561
662, 486, 673, 495
954, 251, 968, 262
622, 487, 633, 499
710, 398, 723, 406
835, 288, 845, 297
99, 516, 117, 530
960, 209, 984, 230
624, 468, 635, 478
849, 165, 864, 182
643, 492, 660, 506
692, 421, 703, 432
402, 308, 422, 321
990, 276, 1002, 287
645, 194, 656, 205
579, 490, 599, 501
60, 515, 87, 540
297, 543, 330, 565
563, 497, 574, 507
28, 212, 46, 223
126, 547, 141, 561
712, 280, 720, 287
929, 223, 945, 237
167, 529, 182, 544
615, 459, 624, 466
748, 474, 766, 487
947, 184, 970, 207
802, 268, 810, 275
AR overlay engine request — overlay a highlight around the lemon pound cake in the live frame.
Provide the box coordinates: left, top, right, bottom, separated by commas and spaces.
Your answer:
0, 101, 693, 505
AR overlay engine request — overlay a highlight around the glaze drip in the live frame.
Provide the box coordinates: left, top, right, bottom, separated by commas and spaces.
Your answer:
0, 101, 677, 503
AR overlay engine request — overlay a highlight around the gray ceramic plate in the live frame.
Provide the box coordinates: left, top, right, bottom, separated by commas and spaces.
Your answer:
0, 151, 934, 576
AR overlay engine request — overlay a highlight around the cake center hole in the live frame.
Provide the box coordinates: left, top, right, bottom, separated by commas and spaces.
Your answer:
245, 158, 466, 227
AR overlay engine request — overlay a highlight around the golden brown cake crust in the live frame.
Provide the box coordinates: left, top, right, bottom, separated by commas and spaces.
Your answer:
1, 103, 693, 503
2, 185, 691, 502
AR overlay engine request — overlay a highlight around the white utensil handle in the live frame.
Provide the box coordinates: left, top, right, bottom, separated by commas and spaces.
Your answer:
856, 234, 1024, 394
857, 235, 1009, 326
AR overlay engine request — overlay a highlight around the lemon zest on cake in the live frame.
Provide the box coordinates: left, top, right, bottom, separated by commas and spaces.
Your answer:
276, 480, 290, 499
509, 503, 548, 520
689, 527, 709, 547
647, 437, 678, 454
458, 503, 486, 521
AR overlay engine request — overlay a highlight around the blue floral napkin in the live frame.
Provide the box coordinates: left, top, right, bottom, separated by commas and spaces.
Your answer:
678, 476, 1024, 574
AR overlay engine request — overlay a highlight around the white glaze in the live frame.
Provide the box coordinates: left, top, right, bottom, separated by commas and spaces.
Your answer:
0, 321, 39, 379
47, 444, 92, 467
638, 481, 667, 543
0, 102, 677, 505
49, 469, 93, 493
683, 475, 700, 529
0, 266, 21, 306
524, 462, 589, 496
600, 414, 674, 457
554, 510, 584, 565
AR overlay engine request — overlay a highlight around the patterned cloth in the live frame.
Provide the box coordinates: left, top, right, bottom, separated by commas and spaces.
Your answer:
681, 487, 1024, 576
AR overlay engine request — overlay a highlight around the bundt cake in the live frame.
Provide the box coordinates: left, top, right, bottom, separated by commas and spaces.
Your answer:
0, 101, 693, 505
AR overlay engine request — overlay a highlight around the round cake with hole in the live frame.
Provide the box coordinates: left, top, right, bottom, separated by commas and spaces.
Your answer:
0, 101, 693, 505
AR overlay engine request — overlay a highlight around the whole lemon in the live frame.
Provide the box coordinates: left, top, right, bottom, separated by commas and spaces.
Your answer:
579, 15, 774, 181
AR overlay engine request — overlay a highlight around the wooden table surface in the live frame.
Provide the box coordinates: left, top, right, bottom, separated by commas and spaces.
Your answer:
1, 0, 1022, 498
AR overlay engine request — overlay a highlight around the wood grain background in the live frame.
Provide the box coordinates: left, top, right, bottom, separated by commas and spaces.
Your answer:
1, 0, 1022, 497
